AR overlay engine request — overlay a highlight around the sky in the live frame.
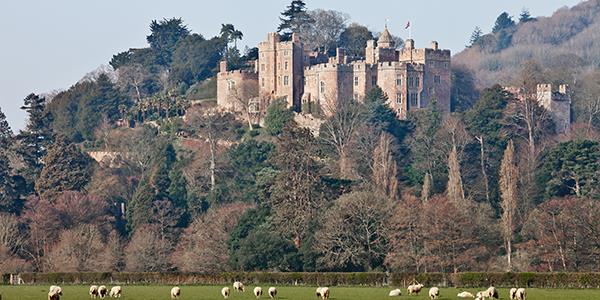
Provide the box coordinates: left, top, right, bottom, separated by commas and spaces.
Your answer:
0, 0, 583, 131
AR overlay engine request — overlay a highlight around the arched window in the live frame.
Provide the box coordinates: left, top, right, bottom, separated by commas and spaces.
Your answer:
320, 81, 326, 94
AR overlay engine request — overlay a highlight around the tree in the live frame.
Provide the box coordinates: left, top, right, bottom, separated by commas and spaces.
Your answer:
492, 12, 515, 33
277, 0, 313, 41
124, 224, 172, 271
116, 63, 147, 103
446, 144, 466, 207
451, 65, 479, 112
35, 137, 94, 200
468, 26, 483, 47
0, 152, 18, 213
371, 133, 399, 199
264, 99, 294, 136
315, 191, 392, 271
540, 140, 600, 198
519, 9, 535, 23
15, 93, 53, 184
0, 107, 12, 148
146, 18, 190, 65
386, 194, 425, 272
269, 125, 324, 248
339, 23, 374, 57
170, 35, 226, 85
45, 224, 105, 272
220, 24, 243, 49
500, 140, 518, 271
298, 9, 349, 52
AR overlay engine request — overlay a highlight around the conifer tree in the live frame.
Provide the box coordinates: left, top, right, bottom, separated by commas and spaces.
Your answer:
0, 107, 12, 149
468, 26, 483, 47
446, 144, 466, 207
500, 140, 518, 271
277, 0, 313, 41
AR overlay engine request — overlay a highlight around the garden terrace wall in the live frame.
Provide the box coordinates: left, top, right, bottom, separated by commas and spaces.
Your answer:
3, 272, 600, 288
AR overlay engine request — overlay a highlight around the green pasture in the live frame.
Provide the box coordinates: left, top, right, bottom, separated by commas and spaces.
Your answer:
1, 285, 599, 300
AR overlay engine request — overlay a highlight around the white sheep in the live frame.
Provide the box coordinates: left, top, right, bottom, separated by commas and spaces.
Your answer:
268, 287, 277, 299
388, 288, 402, 296
457, 291, 475, 298
428, 287, 439, 299
254, 287, 263, 298
233, 281, 245, 292
516, 288, 526, 300
509, 288, 517, 300
171, 287, 181, 299
48, 290, 60, 300
90, 285, 99, 299
316, 287, 323, 298
98, 285, 108, 298
49, 286, 63, 296
221, 287, 230, 299
407, 283, 424, 295
109, 286, 122, 298
319, 287, 330, 299
486, 286, 499, 299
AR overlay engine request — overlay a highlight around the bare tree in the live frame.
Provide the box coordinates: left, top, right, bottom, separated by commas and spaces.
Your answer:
500, 140, 518, 271
371, 133, 399, 199
45, 224, 104, 272
124, 224, 172, 272
297, 9, 349, 52
421, 173, 432, 202
151, 200, 184, 244
315, 191, 392, 270
386, 194, 425, 272
227, 80, 262, 130
117, 63, 147, 103
475, 135, 491, 203
321, 100, 365, 178
0, 213, 26, 257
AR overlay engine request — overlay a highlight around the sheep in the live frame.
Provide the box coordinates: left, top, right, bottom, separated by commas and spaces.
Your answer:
171, 287, 181, 299
457, 291, 475, 298
254, 287, 263, 298
48, 291, 60, 300
407, 283, 424, 295
233, 281, 245, 292
98, 285, 108, 298
221, 287, 230, 299
388, 288, 402, 296
516, 288, 526, 300
109, 286, 122, 298
486, 286, 499, 299
316, 287, 323, 298
49, 286, 63, 296
90, 285, 99, 299
509, 288, 517, 300
268, 287, 277, 299
319, 287, 330, 299
428, 287, 440, 299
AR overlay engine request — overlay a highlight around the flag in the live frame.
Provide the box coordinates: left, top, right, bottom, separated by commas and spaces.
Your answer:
405, 21, 411, 29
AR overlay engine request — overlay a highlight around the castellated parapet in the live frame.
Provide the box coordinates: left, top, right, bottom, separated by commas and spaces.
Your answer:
536, 84, 571, 133
217, 28, 451, 120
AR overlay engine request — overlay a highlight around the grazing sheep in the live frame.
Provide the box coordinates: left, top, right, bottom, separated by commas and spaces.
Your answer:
254, 287, 263, 298
221, 287, 230, 299
320, 287, 330, 299
407, 284, 424, 295
48, 291, 60, 300
109, 286, 122, 298
268, 287, 277, 299
509, 288, 517, 300
98, 286, 108, 298
170, 287, 181, 299
233, 281, 245, 292
428, 287, 440, 299
457, 291, 475, 298
49, 286, 63, 296
486, 286, 499, 299
388, 289, 402, 296
516, 288, 526, 300
90, 285, 99, 299
316, 287, 323, 298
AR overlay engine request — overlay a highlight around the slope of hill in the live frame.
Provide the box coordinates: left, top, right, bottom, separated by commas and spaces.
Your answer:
454, 0, 600, 88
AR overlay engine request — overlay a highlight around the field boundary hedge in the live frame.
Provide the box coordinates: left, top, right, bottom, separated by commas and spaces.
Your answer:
3, 272, 600, 288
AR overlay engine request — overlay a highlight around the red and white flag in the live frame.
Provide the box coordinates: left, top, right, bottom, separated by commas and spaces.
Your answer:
405, 21, 411, 29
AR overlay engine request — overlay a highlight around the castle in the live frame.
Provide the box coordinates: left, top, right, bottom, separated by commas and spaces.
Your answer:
217, 26, 451, 120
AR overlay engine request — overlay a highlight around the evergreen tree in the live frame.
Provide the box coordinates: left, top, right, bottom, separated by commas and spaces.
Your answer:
127, 178, 155, 233
0, 107, 12, 149
500, 140, 518, 271
468, 26, 483, 47
339, 24, 374, 57
492, 12, 515, 33
446, 144, 466, 208
264, 99, 294, 136
35, 137, 94, 200
167, 166, 188, 210
147, 18, 191, 65
519, 9, 535, 23
364, 87, 409, 143
0, 152, 18, 213
277, 0, 313, 41
15, 93, 53, 185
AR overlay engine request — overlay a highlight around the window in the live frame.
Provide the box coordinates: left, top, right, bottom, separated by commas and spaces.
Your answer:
285, 61, 289, 70
354, 93, 359, 100
354, 76, 359, 86
371, 76, 377, 86
249, 98, 260, 113
444, 62, 449, 68
261, 78, 265, 87
261, 64, 266, 71
409, 92, 418, 107
434, 75, 441, 84
320, 81, 326, 94
227, 80, 235, 91
278, 63, 281, 70
284, 75, 289, 86
285, 50, 289, 56
261, 53, 265, 58
430, 61, 436, 68
408, 77, 414, 87
396, 93, 402, 104
415, 76, 420, 87
396, 76, 402, 86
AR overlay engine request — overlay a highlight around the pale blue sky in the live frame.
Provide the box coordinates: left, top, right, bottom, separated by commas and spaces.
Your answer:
0, 0, 582, 130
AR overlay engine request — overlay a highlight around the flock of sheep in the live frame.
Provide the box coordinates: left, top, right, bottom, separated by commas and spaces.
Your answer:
44, 282, 526, 299
388, 284, 527, 300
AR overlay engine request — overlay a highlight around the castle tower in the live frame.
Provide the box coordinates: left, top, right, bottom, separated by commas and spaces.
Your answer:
378, 25, 394, 49
536, 84, 571, 133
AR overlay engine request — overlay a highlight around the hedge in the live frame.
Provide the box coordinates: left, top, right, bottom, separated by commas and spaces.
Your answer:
3, 272, 600, 288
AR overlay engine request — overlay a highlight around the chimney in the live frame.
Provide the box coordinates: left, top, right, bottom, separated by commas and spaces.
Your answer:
219, 60, 228, 72
431, 41, 439, 50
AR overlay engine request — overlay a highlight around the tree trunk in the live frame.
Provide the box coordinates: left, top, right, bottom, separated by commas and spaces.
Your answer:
208, 132, 216, 191
507, 239, 512, 271
476, 136, 490, 202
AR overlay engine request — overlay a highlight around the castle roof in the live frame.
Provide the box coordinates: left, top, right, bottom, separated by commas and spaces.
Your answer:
378, 25, 394, 48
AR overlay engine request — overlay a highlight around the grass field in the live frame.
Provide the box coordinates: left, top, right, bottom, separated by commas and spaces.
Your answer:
1, 285, 599, 300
